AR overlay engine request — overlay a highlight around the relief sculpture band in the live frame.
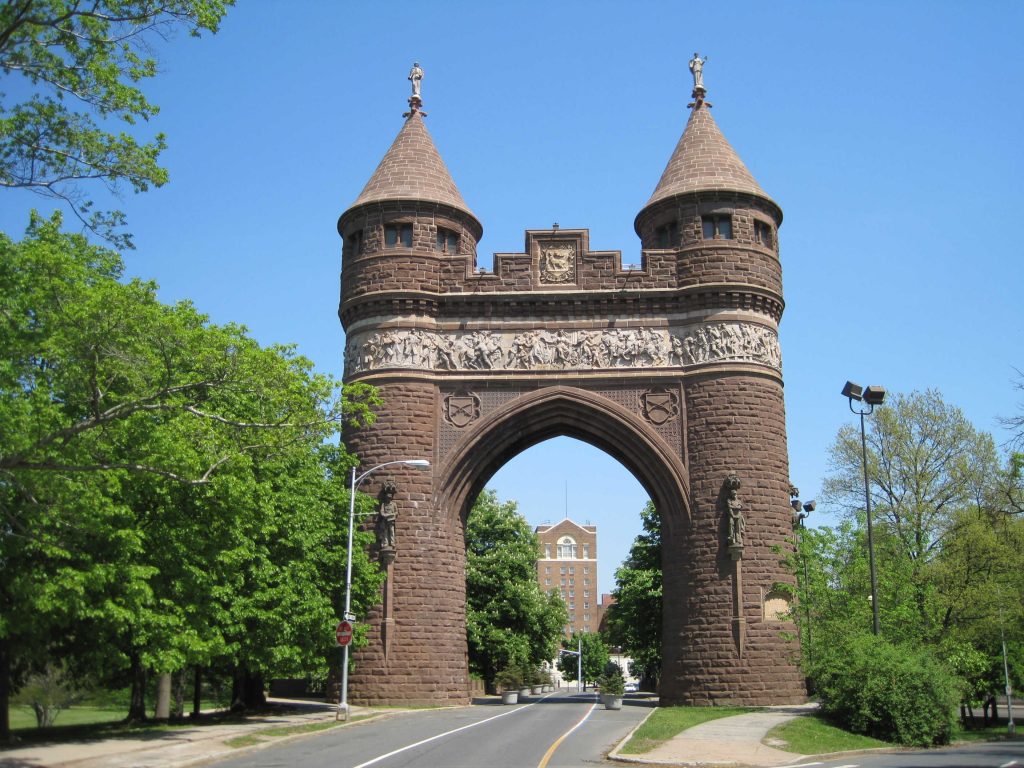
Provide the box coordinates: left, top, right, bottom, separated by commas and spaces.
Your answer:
345, 322, 781, 376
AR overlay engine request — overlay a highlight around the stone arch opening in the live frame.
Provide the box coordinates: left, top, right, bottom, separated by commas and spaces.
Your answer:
437, 386, 690, 538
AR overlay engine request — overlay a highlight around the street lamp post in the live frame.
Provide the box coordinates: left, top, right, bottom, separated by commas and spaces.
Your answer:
558, 636, 583, 693
338, 458, 430, 721
842, 381, 885, 636
791, 497, 815, 660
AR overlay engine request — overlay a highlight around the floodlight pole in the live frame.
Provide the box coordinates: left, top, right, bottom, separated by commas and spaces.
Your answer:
844, 382, 884, 636
1000, 603, 1016, 735
338, 458, 430, 721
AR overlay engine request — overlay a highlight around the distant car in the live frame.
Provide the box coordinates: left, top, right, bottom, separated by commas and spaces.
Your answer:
624, 682, 639, 692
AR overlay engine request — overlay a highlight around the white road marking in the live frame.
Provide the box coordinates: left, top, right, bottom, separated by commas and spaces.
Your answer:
351, 695, 548, 768
999, 761, 1018, 768
773, 763, 823, 768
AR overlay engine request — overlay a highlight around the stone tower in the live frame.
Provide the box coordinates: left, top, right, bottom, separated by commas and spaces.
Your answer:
338, 67, 805, 707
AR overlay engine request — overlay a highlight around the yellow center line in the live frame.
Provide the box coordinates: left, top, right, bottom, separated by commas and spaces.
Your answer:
537, 699, 599, 768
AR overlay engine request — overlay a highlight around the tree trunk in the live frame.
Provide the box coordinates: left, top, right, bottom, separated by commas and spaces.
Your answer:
191, 667, 202, 718
0, 638, 10, 743
154, 673, 171, 720
127, 652, 147, 721
245, 671, 266, 709
172, 669, 185, 718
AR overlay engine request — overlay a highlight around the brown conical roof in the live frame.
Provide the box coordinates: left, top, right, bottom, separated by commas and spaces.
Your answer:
642, 105, 775, 210
348, 112, 479, 227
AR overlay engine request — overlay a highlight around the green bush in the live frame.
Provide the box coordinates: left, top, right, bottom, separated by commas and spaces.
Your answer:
807, 632, 960, 747
598, 662, 625, 696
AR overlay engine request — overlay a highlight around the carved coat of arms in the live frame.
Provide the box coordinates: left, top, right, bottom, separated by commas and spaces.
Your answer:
642, 389, 679, 425
539, 242, 576, 284
444, 393, 480, 428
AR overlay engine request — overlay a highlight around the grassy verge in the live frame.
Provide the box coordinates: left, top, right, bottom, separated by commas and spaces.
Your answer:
618, 707, 753, 754
224, 720, 352, 748
952, 721, 1018, 744
765, 715, 889, 754
9, 705, 125, 730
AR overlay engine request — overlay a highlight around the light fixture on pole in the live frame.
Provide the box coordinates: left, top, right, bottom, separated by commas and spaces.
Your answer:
791, 495, 815, 659
337, 458, 430, 721
842, 380, 885, 636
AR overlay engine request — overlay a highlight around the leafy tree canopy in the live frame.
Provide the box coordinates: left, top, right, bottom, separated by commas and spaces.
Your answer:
557, 631, 608, 687
0, 0, 233, 246
464, 490, 567, 686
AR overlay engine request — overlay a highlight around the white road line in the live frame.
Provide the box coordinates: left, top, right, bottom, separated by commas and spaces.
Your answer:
351, 696, 547, 768
773, 763, 823, 768
999, 761, 1018, 768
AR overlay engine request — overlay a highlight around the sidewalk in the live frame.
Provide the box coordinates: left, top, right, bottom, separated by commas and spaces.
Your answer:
611, 703, 819, 767
0, 698, 374, 768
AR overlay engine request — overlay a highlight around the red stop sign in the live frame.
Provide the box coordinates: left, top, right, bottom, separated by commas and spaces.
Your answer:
335, 620, 354, 647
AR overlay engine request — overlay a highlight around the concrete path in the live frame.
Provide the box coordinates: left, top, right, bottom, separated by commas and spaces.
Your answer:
612, 704, 818, 767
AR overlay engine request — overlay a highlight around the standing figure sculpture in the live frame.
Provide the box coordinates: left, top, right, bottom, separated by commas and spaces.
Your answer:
689, 52, 708, 92
376, 481, 399, 551
725, 474, 745, 548
408, 62, 423, 99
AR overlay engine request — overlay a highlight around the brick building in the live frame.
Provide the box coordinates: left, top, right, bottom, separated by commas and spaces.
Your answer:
534, 519, 601, 635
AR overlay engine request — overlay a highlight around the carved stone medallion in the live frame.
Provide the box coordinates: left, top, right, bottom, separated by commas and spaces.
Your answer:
444, 392, 481, 428
538, 241, 576, 284
642, 388, 679, 425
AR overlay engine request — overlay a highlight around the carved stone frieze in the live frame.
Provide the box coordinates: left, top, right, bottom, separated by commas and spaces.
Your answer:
345, 322, 781, 376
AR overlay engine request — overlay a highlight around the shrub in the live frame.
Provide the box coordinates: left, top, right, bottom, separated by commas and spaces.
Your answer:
807, 632, 960, 747
494, 668, 522, 691
598, 662, 625, 696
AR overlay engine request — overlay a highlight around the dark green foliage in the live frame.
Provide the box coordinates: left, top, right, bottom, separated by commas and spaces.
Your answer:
557, 631, 608, 687
809, 632, 960, 746
603, 501, 661, 687
464, 490, 567, 688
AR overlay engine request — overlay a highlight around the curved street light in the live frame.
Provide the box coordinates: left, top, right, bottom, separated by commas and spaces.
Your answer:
338, 458, 430, 720
842, 381, 885, 636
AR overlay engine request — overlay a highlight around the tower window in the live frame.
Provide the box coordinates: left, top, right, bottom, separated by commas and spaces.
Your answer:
654, 221, 678, 248
346, 230, 363, 256
436, 228, 459, 253
582, 544, 590, 558
557, 536, 577, 559
702, 215, 733, 240
754, 220, 773, 248
385, 224, 413, 247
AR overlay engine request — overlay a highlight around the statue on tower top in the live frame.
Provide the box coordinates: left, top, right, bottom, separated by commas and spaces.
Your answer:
688, 52, 711, 109
405, 61, 426, 117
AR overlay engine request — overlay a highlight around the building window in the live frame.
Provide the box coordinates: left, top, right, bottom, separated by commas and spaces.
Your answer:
568, 603, 575, 611
582, 544, 590, 558
584, 614, 590, 622
654, 221, 678, 248
545, 566, 551, 574
754, 220, 773, 247
583, 591, 589, 599
583, 602, 590, 610
345, 230, 363, 256
583, 567, 590, 574
545, 544, 551, 558
436, 228, 459, 253
560, 566, 566, 574
569, 577, 574, 585
583, 579, 590, 586
560, 579, 566, 585
569, 590, 575, 597
384, 223, 413, 247
557, 536, 577, 559
569, 566, 575, 574
545, 578, 551, 586
701, 214, 733, 240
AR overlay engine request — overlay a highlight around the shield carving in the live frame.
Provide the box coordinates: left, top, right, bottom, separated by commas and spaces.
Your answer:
444, 393, 480, 428
642, 389, 678, 425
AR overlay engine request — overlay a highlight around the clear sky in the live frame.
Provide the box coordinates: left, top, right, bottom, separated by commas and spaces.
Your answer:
4, 1, 1022, 597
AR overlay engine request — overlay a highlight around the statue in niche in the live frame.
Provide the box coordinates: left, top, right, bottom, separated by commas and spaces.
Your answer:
376, 481, 399, 551
725, 474, 745, 548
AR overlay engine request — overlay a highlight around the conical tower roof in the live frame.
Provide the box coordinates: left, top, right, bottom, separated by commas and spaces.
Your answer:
640, 105, 777, 215
346, 112, 480, 231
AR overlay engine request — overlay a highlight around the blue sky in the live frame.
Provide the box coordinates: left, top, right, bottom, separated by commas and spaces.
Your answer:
4, 1, 1022, 596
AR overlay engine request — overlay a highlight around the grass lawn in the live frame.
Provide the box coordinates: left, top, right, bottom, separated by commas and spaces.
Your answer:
952, 721, 1018, 743
619, 706, 753, 754
765, 714, 889, 754
9, 705, 125, 730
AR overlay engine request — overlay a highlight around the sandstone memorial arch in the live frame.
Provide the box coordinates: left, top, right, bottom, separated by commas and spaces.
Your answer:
338, 63, 806, 707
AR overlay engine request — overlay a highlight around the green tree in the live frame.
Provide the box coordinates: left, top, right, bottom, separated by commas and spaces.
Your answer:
464, 490, 567, 689
0, 0, 232, 246
557, 631, 608, 689
0, 215, 380, 733
603, 501, 661, 688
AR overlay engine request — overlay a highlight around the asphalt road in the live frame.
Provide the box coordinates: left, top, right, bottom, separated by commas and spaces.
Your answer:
210, 691, 655, 768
